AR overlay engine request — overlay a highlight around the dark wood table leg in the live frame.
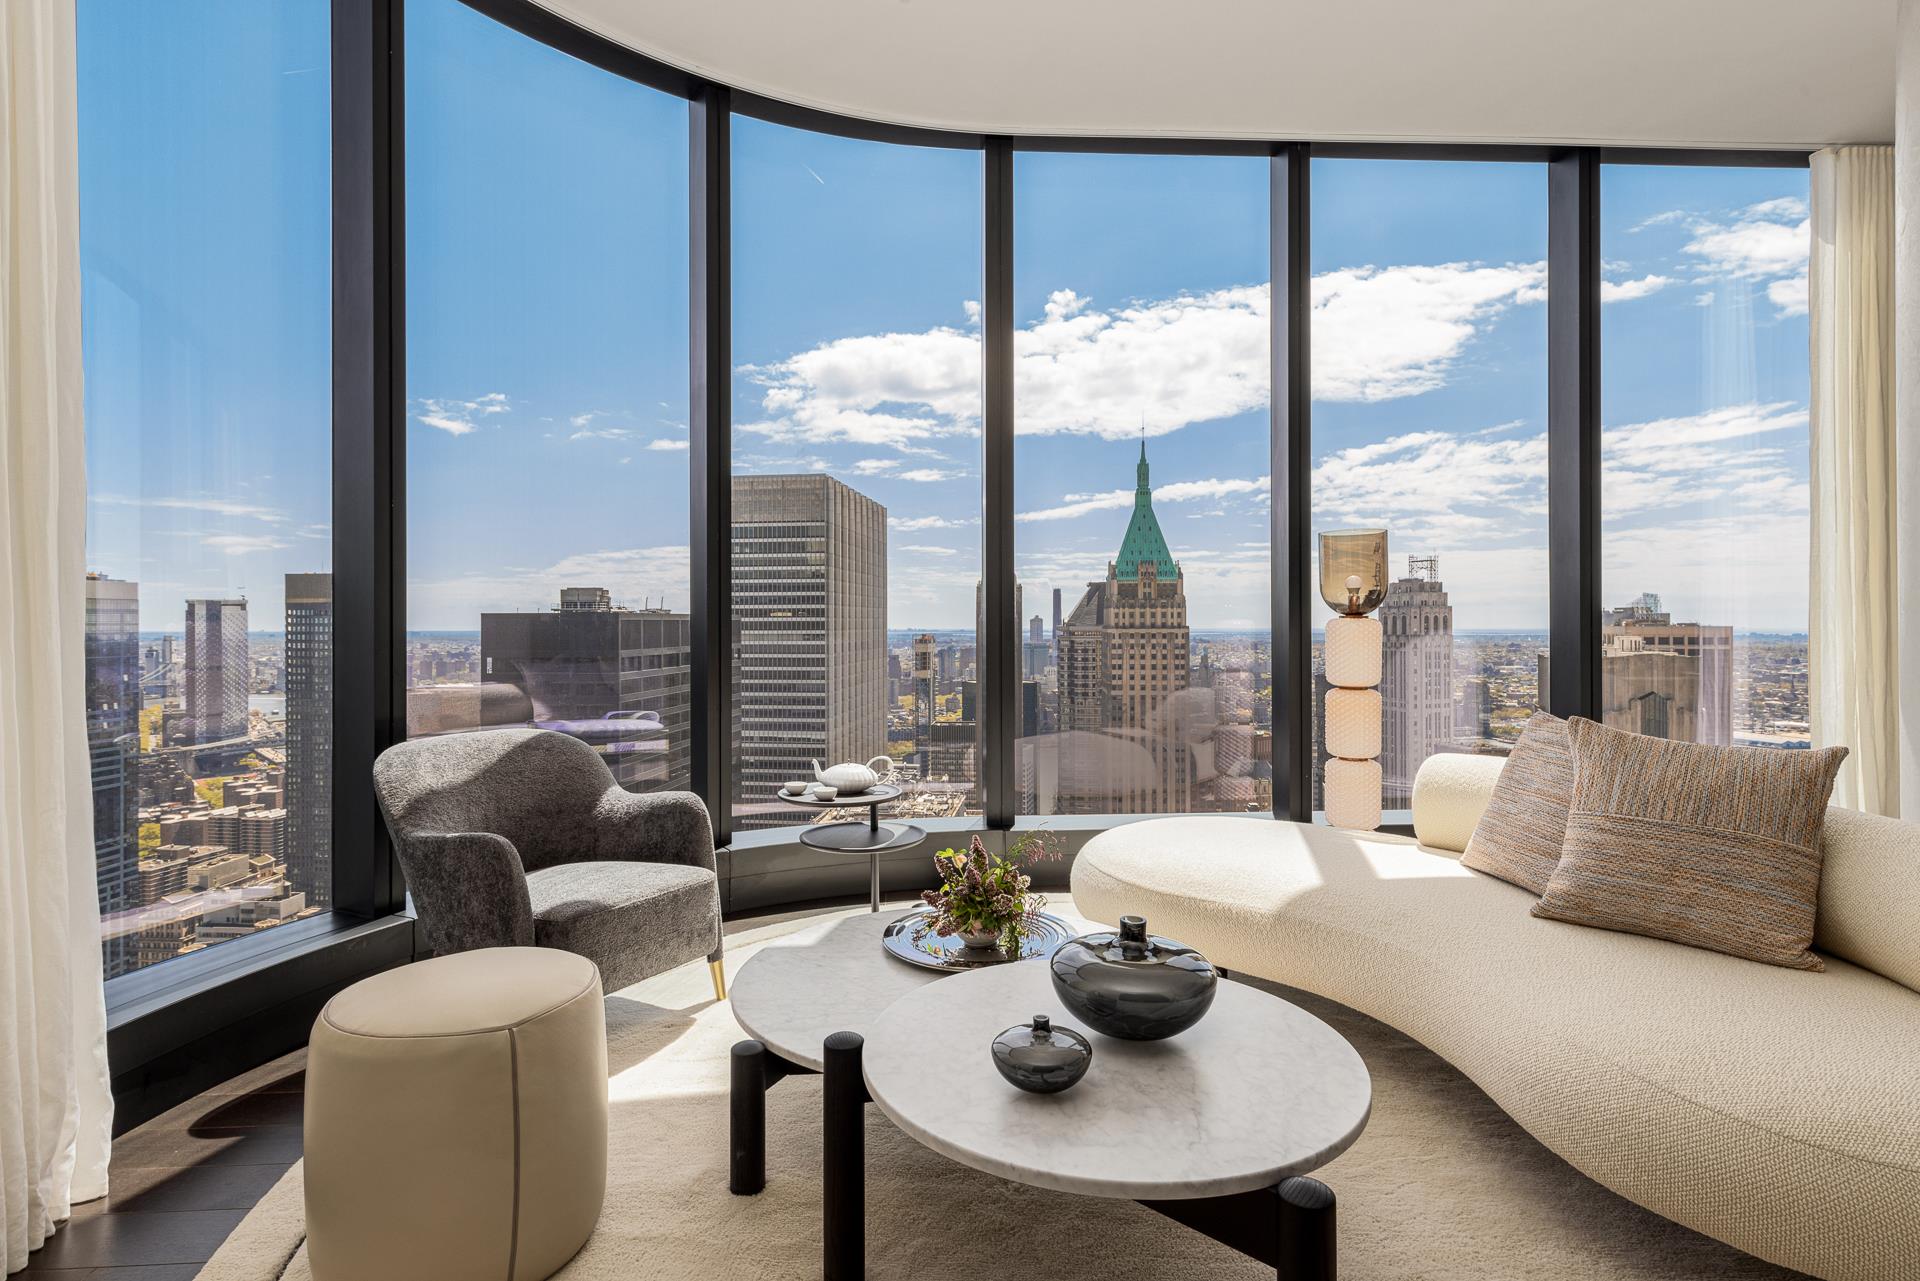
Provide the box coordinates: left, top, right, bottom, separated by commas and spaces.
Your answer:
1139, 1175, 1337, 1279
730, 1040, 769, 1194
1278, 1176, 1337, 1280
823, 1031, 867, 1280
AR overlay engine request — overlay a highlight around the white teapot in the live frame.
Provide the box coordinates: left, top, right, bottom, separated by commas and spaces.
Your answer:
811, 756, 894, 795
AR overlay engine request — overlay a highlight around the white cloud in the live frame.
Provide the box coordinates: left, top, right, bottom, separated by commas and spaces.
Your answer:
95, 494, 289, 524
900, 544, 959, 557
201, 534, 292, 555
737, 326, 982, 449
737, 263, 1547, 451
646, 439, 690, 451
1313, 263, 1544, 402
1628, 209, 1687, 233
1293, 400, 1808, 625
850, 458, 901, 475
1600, 274, 1672, 303
1767, 274, 1809, 317
1018, 475, 1269, 523
571, 427, 636, 441
409, 546, 691, 630
1679, 198, 1807, 317
415, 392, 510, 437
896, 468, 956, 482
890, 514, 974, 531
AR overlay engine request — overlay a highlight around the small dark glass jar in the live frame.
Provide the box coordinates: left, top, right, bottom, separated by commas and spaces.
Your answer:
990, 1014, 1094, 1094
1050, 915, 1218, 1041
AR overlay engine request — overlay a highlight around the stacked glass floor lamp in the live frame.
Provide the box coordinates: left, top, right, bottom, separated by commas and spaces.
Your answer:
1320, 529, 1389, 831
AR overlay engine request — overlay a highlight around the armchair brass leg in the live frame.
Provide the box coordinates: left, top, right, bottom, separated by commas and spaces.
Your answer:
710, 957, 728, 1002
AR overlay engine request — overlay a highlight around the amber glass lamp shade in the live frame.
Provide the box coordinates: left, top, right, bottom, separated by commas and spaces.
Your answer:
1319, 529, 1388, 616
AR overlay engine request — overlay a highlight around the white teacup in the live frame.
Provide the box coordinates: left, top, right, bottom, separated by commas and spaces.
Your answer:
810, 784, 838, 801
782, 780, 808, 795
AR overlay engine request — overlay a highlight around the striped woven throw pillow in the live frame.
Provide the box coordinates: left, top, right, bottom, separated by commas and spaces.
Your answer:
1532, 718, 1848, 970
1461, 711, 1573, 894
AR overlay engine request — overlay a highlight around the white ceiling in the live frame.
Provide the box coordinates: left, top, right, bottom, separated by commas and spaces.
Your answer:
540, 0, 1894, 149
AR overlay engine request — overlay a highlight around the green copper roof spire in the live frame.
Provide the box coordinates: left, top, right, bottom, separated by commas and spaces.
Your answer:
1115, 440, 1179, 582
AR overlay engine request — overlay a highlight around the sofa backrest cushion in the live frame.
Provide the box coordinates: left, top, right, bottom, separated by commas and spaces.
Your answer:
1816, 805, 1920, 994
1458, 711, 1573, 892
1532, 719, 1847, 971
1410, 753, 1506, 855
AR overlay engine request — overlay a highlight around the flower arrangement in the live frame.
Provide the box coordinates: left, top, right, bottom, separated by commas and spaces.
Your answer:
918, 831, 1059, 950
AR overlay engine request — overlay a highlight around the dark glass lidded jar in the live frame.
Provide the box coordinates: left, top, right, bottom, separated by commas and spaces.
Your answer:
990, 1014, 1094, 1094
1049, 915, 1218, 1041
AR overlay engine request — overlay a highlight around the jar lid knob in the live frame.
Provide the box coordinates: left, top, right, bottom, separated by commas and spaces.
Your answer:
1031, 1014, 1052, 1036
1119, 915, 1149, 945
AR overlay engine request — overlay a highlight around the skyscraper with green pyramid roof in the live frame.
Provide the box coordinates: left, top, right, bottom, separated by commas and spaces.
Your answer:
1050, 441, 1193, 814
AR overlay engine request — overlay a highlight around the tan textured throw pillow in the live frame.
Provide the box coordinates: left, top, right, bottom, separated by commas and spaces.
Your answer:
1461, 711, 1574, 894
1532, 718, 1848, 970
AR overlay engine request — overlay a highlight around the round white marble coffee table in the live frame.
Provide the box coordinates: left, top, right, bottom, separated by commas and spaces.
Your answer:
730, 908, 943, 1073
725, 906, 1100, 1195
841, 960, 1371, 1280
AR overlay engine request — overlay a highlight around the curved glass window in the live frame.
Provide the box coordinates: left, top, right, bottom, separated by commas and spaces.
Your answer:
1013, 153, 1272, 816
78, 0, 332, 977
404, 0, 693, 791
1599, 166, 1811, 748
730, 120, 983, 829
1310, 159, 1548, 814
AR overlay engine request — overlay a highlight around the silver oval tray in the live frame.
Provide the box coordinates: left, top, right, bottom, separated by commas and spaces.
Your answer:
881, 909, 1075, 973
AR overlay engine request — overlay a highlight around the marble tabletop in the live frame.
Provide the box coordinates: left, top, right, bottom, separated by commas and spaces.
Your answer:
729, 906, 1101, 1072
860, 960, 1373, 1201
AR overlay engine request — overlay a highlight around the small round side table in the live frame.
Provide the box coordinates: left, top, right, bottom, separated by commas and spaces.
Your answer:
775, 782, 925, 912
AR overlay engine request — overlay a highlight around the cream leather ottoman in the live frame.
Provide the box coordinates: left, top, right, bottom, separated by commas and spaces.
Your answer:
304, 947, 607, 1281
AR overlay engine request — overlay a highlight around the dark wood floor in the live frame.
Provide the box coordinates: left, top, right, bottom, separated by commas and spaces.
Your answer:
15, 1055, 307, 1280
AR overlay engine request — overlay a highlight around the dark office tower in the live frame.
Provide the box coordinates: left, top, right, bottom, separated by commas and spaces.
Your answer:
184, 597, 249, 743
86, 573, 140, 978
481, 589, 692, 793
1052, 588, 1063, 647
912, 633, 937, 778
285, 573, 333, 910
732, 475, 887, 828
1029, 615, 1043, 645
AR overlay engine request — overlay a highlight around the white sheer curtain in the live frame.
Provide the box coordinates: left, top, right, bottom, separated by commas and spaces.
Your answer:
1809, 145, 1900, 817
1, 0, 115, 1271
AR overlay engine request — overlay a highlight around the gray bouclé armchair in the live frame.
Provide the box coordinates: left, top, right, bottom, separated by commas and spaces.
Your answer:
373, 727, 726, 999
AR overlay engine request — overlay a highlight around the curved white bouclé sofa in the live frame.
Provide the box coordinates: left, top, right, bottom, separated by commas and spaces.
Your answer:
1071, 755, 1920, 1281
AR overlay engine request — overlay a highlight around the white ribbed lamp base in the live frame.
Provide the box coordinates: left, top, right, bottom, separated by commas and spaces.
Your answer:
1325, 757, 1383, 830
1325, 687, 1382, 760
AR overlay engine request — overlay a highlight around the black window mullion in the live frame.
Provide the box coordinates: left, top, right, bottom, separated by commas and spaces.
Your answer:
331, 0, 405, 919
981, 139, 1016, 828
690, 85, 733, 845
1547, 148, 1602, 721
1271, 143, 1312, 823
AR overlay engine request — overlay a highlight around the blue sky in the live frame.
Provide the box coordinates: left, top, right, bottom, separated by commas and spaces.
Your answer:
78, 0, 1812, 638
78, 0, 331, 629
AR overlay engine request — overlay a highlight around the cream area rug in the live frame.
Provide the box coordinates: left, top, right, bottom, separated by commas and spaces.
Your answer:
198, 903, 1806, 1281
